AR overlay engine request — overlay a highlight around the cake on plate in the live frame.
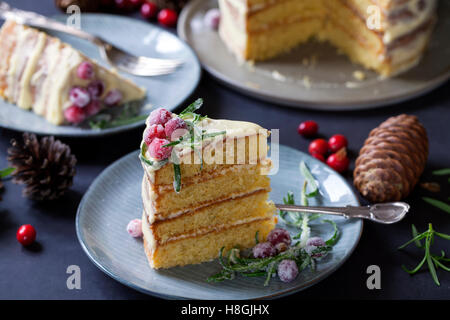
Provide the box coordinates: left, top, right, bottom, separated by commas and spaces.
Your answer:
139, 99, 276, 269
0, 19, 146, 125
219, 0, 438, 76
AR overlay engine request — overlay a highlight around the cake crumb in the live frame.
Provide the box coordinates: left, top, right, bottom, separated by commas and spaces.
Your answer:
302, 76, 311, 88
353, 70, 366, 81
272, 70, 286, 82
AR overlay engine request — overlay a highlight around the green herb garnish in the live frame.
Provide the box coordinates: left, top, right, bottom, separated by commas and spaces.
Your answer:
422, 197, 450, 214
173, 163, 181, 193
432, 168, 450, 176
398, 223, 450, 286
0, 167, 14, 179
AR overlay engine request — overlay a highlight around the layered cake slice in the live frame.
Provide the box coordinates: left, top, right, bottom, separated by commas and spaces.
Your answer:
139, 99, 276, 269
219, 0, 437, 76
0, 19, 146, 125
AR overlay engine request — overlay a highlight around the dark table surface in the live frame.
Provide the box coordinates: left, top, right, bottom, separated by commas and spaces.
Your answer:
1, 0, 449, 300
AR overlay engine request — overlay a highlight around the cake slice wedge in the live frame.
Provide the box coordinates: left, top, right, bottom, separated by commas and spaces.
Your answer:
0, 19, 146, 125
139, 99, 276, 269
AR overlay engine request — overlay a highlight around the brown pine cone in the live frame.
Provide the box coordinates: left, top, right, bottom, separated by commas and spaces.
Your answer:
155, 0, 189, 12
354, 114, 428, 203
8, 133, 77, 201
55, 0, 101, 12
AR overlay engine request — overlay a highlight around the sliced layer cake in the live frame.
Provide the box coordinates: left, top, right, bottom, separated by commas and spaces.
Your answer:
139, 99, 276, 269
219, 0, 437, 76
0, 19, 146, 125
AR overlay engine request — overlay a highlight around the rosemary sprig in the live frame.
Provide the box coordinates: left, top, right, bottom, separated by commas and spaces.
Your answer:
432, 168, 450, 176
422, 197, 450, 214
0, 167, 14, 179
398, 223, 450, 286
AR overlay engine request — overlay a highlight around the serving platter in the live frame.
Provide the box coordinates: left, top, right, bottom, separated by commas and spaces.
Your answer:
0, 14, 200, 137
178, 0, 450, 110
76, 144, 363, 299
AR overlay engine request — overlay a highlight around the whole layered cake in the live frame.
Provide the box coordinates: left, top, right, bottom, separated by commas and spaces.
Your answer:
139, 100, 276, 269
0, 19, 146, 125
219, 0, 438, 76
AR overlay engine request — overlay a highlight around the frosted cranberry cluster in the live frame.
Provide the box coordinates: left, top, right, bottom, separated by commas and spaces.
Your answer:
143, 108, 188, 161
64, 61, 123, 124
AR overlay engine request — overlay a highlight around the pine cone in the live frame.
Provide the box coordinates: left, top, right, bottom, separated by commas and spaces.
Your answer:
55, 0, 101, 12
155, 0, 189, 12
8, 133, 77, 201
354, 114, 428, 203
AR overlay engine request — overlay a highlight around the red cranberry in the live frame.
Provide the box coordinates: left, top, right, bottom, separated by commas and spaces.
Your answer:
126, 219, 143, 237
252, 242, 277, 258
277, 259, 298, 283
148, 108, 172, 126
148, 137, 172, 160
143, 124, 165, 146
165, 117, 187, 141
203, 8, 220, 29
64, 105, 86, 124
326, 148, 350, 173
16, 224, 36, 246
297, 120, 318, 137
140, 1, 158, 19
311, 152, 325, 162
306, 237, 326, 258
328, 134, 348, 153
104, 89, 123, 106
85, 100, 102, 117
77, 61, 94, 80
158, 9, 178, 27
114, 0, 133, 11
308, 138, 328, 156
128, 0, 142, 8
87, 80, 105, 99
69, 87, 90, 107
267, 228, 291, 246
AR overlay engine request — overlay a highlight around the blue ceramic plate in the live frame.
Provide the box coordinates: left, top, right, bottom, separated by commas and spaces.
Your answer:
0, 14, 200, 137
76, 145, 363, 299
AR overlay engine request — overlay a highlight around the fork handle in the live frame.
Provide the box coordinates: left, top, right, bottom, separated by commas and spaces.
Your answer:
0, 2, 105, 46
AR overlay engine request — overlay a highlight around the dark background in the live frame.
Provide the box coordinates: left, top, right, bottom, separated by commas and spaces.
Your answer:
0, 0, 449, 300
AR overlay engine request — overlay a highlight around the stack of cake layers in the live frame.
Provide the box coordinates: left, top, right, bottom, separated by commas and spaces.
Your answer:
140, 117, 276, 269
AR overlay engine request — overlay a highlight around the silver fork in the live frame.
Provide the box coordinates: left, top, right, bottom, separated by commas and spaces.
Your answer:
0, 2, 183, 76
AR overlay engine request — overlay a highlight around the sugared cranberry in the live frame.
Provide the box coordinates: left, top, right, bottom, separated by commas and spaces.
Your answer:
158, 8, 178, 27
297, 120, 318, 137
203, 8, 220, 29
311, 152, 325, 162
275, 242, 288, 253
328, 134, 348, 153
326, 148, 350, 173
126, 219, 143, 237
104, 89, 123, 106
140, 1, 158, 19
87, 80, 105, 99
148, 138, 173, 160
77, 61, 94, 80
143, 124, 165, 146
308, 138, 328, 156
252, 242, 277, 258
267, 228, 291, 246
147, 108, 172, 126
85, 100, 102, 117
277, 259, 298, 283
64, 105, 86, 124
306, 237, 326, 258
16, 224, 36, 246
69, 87, 90, 107
165, 117, 188, 141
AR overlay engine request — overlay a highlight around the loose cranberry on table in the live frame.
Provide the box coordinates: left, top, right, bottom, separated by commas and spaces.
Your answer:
126, 219, 143, 238
252, 242, 277, 258
297, 120, 318, 137
326, 148, 350, 173
308, 138, 328, 156
143, 124, 165, 146
87, 80, 105, 99
64, 105, 86, 124
165, 117, 187, 141
158, 8, 178, 27
85, 100, 102, 117
328, 134, 348, 153
203, 8, 221, 30
69, 87, 90, 107
140, 1, 158, 19
148, 108, 172, 126
277, 259, 299, 283
148, 137, 173, 160
267, 228, 291, 246
77, 61, 94, 80
16, 224, 36, 246
104, 89, 123, 106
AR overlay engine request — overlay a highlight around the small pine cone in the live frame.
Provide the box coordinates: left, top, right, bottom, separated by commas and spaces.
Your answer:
155, 0, 189, 12
8, 133, 77, 201
354, 114, 428, 203
54, 0, 101, 12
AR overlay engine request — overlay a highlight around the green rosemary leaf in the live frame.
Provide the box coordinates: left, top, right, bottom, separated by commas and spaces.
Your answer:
323, 219, 339, 246
425, 233, 440, 286
422, 197, 450, 214
300, 161, 318, 197
434, 231, 450, 241
398, 233, 428, 250
202, 131, 226, 139
162, 139, 183, 148
264, 262, 276, 286
139, 143, 154, 166
173, 163, 181, 193
401, 254, 427, 274
0, 167, 14, 179
411, 224, 423, 248
432, 258, 450, 272
432, 168, 450, 175
180, 98, 203, 116
241, 271, 267, 277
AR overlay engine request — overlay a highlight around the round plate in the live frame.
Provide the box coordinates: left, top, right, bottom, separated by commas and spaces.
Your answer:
178, 0, 450, 110
76, 144, 363, 299
0, 14, 200, 137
